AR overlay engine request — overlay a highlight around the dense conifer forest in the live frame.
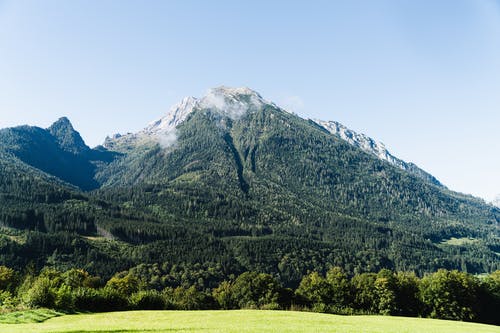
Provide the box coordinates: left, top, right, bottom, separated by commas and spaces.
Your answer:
0, 90, 498, 324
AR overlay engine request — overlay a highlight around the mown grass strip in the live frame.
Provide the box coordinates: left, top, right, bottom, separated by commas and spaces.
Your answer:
0, 309, 63, 324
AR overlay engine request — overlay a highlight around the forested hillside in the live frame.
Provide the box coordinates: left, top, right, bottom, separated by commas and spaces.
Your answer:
0, 87, 498, 288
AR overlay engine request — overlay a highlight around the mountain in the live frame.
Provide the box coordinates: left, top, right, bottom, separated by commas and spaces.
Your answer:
0, 119, 117, 190
313, 119, 442, 186
48, 117, 89, 154
106, 87, 441, 187
0, 86, 498, 285
492, 195, 500, 208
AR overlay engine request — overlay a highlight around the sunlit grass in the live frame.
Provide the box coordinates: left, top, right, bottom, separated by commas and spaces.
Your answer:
1, 310, 499, 333
440, 237, 479, 246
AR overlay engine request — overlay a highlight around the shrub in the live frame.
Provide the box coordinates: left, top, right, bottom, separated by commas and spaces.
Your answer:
62, 269, 100, 289
0, 290, 17, 310
0, 266, 18, 291
23, 277, 55, 308
73, 287, 128, 312
54, 284, 74, 310
212, 281, 234, 309
129, 290, 165, 310
106, 272, 140, 296
163, 286, 217, 310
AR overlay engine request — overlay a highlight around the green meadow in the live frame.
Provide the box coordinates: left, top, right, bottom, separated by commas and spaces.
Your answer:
0, 310, 499, 333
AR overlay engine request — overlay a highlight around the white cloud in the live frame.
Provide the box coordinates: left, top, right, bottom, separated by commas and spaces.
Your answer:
278, 95, 305, 114
199, 87, 265, 120
153, 129, 178, 149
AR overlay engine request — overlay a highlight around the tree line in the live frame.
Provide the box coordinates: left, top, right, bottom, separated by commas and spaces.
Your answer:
0, 265, 498, 325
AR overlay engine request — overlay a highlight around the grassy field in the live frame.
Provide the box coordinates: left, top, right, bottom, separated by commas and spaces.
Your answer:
0, 310, 499, 333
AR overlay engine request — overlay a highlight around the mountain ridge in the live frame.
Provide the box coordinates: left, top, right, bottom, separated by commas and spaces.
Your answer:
0, 120, 116, 190
103, 86, 441, 187
313, 119, 443, 187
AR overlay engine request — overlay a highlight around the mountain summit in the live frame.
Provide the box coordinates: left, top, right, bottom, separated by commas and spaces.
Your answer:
48, 117, 89, 154
104, 86, 271, 150
146, 87, 268, 132
105, 86, 440, 186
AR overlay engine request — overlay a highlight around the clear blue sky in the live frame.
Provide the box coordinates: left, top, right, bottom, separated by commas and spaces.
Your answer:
0, 0, 499, 201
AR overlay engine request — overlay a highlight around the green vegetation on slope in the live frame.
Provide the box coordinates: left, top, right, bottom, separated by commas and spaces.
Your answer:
1, 310, 499, 333
0, 100, 498, 294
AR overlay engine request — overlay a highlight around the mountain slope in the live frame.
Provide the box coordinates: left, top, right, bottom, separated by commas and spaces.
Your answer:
96, 87, 499, 277
0, 87, 498, 284
100, 87, 491, 228
0, 119, 117, 190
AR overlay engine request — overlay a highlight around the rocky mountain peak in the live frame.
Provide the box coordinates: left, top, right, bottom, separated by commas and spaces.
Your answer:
48, 117, 89, 154
143, 96, 198, 135
145, 86, 269, 135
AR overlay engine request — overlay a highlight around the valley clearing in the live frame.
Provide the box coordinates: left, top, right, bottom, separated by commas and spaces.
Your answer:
0, 310, 499, 333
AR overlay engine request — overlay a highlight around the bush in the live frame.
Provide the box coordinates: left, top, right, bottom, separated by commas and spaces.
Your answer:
163, 286, 217, 310
23, 276, 55, 308
311, 302, 329, 313
73, 288, 98, 311
106, 272, 140, 296
73, 287, 128, 312
62, 269, 100, 289
129, 290, 165, 310
212, 281, 234, 309
260, 302, 280, 310
0, 290, 18, 310
0, 266, 18, 291
54, 284, 74, 310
